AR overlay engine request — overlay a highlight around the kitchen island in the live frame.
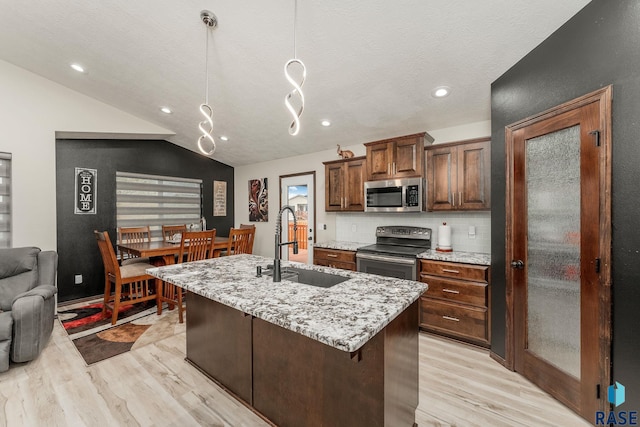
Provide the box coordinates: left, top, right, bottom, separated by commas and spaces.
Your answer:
147, 254, 426, 427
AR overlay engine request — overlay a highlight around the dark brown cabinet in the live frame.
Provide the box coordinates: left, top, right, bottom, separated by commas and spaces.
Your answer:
426, 137, 491, 211
418, 259, 490, 347
365, 133, 432, 181
313, 248, 356, 271
324, 156, 366, 212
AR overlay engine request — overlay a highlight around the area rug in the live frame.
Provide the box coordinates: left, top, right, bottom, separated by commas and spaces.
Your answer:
58, 299, 176, 365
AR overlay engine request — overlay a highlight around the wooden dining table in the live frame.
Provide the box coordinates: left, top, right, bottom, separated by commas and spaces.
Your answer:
117, 236, 230, 266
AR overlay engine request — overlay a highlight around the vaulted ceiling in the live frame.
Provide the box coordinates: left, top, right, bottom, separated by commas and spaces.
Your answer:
0, 1, 591, 166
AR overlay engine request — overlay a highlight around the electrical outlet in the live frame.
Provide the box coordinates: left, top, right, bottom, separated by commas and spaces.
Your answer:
468, 226, 476, 239
351, 224, 357, 232
74, 274, 83, 285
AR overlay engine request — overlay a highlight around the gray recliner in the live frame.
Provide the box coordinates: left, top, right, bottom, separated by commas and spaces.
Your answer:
0, 247, 58, 372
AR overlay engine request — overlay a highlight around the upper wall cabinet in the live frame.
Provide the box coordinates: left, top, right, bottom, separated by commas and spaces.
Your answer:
426, 138, 491, 211
324, 156, 367, 211
364, 132, 434, 181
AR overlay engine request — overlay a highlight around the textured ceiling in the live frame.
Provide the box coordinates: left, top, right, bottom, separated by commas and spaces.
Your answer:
0, 0, 591, 166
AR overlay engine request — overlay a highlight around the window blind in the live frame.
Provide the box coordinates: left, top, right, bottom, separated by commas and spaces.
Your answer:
116, 171, 202, 242
0, 153, 11, 248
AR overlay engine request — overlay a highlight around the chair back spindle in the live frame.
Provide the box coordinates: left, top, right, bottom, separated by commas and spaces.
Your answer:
227, 227, 256, 255
178, 230, 217, 262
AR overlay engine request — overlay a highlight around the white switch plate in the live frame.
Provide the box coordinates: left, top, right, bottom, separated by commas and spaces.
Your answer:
468, 226, 476, 239
74, 274, 83, 284
351, 224, 357, 232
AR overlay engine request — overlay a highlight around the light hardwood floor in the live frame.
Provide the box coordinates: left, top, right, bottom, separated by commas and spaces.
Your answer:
1, 312, 590, 427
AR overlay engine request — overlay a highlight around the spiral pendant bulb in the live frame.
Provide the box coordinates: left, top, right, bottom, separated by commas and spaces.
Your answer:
198, 103, 216, 155
284, 58, 306, 136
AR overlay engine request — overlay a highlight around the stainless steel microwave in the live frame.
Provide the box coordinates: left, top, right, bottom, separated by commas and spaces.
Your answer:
364, 177, 423, 212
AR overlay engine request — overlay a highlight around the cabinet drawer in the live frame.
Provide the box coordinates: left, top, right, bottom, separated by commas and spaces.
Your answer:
314, 248, 356, 263
420, 298, 487, 343
420, 275, 487, 307
315, 258, 356, 271
420, 260, 488, 282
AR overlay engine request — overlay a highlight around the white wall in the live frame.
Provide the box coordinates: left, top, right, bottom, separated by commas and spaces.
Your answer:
0, 60, 173, 250
234, 120, 492, 257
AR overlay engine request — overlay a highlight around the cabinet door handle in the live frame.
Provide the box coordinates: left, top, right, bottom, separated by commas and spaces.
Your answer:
442, 268, 460, 274
442, 288, 460, 294
393, 162, 396, 175
459, 191, 462, 206
387, 163, 391, 175
452, 192, 455, 207
327, 254, 338, 258
443, 315, 460, 322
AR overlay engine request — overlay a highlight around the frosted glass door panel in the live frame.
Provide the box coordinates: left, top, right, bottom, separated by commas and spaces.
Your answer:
526, 125, 581, 379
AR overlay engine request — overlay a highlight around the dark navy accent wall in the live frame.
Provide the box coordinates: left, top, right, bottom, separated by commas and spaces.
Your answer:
55, 139, 234, 302
491, 0, 640, 409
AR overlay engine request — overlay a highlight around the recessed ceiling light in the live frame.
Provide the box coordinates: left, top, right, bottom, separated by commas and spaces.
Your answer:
160, 107, 172, 114
70, 63, 85, 73
321, 120, 331, 127
220, 135, 229, 141
432, 86, 451, 98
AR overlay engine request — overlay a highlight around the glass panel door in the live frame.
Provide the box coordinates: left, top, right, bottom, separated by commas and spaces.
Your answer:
526, 125, 581, 379
280, 174, 315, 264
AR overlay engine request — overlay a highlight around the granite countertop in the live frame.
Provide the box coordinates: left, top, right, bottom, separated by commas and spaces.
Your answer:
313, 240, 370, 251
147, 254, 426, 353
416, 249, 491, 266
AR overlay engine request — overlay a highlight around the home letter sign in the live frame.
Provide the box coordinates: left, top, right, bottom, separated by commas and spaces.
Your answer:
74, 167, 97, 214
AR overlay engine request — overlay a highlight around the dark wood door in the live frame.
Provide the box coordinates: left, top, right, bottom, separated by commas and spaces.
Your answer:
343, 158, 366, 211
366, 142, 393, 181
507, 88, 612, 420
394, 137, 421, 177
427, 145, 456, 210
325, 162, 344, 211
457, 140, 490, 210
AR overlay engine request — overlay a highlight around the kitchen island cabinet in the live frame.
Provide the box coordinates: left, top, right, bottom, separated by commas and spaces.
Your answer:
148, 254, 425, 427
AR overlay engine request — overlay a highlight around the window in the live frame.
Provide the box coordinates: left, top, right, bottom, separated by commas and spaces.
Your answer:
0, 153, 11, 248
116, 171, 202, 242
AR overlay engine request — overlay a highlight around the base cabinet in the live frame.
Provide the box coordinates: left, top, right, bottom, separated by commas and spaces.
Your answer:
187, 293, 420, 427
314, 248, 356, 271
418, 259, 490, 347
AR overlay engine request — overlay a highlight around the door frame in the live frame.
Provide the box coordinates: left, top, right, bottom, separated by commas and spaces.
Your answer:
279, 171, 316, 263
504, 86, 612, 406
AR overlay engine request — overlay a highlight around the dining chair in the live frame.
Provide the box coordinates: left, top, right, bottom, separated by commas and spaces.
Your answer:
118, 225, 151, 265
94, 230, 160, 325
225, 227, 256, 256
162, 224, 187, 242
162, 229, 217, 323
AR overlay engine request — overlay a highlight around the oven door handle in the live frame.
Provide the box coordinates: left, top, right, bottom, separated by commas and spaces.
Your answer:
356, 253, 417, 265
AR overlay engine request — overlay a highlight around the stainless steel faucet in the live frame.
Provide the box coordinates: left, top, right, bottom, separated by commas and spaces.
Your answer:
273, 205, 299, 282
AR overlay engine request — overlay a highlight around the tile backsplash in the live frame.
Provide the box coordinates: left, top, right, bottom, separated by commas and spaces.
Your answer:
335, 211, 491, 253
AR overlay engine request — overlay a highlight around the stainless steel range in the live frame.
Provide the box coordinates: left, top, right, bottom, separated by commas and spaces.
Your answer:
356, 226, 431, 280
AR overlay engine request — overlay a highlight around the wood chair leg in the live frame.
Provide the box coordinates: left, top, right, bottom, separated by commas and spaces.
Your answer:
177, 287, 184, 324
111, 282, 121, 325
102, 276, 111, 317
156, 279, 163, 315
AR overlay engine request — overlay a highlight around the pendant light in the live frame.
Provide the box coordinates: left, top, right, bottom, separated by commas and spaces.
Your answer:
197, 10, 218, 156
284, 0, 306, 136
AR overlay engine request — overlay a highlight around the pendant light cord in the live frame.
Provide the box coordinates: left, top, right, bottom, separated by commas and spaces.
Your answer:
293, 0, 298, 59
204, 25, 210, 105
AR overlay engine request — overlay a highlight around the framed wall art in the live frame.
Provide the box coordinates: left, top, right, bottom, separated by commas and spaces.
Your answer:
249, 178, 268, 222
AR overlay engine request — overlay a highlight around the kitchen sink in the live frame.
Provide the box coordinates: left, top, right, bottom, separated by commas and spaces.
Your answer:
262, 267, 349, 288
